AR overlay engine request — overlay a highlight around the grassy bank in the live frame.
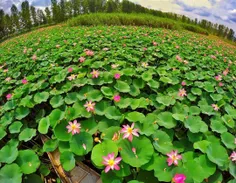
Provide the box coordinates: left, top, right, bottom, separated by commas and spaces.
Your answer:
67, 13, 209, 35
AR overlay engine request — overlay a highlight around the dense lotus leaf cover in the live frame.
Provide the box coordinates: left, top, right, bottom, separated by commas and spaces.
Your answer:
0, 25, 235, 183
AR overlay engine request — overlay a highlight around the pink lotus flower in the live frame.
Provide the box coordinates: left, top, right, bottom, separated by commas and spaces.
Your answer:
84, 101, 95, 112
85, 50, 94, 56
178, 89, 187, 97
113, 95, 121, 102
215, 75, 222, 81
176, 55, 182, 62
22, 78, 28, 84
172, 174, 186, 183
66, 120, 81, 135
103, 48, 109, 51
212, 104, 219, 111
183, 60, 189, 64
68, 67, 73, 73
181, 81, 186, 86
111, 64, 119, 69
23, 48, 27, 54
91, 69, 99, 78
5, 77, 11, 82
67, 74, 77, 81
102, 152, 122, 173
219, 82, 224, 87
3, 69, 8, 73
211, 55, 216, 59
56, 44, 60, 48
230, 151, 236, 162
223, 68, 229, 76
176, 45, 179, 49
167, 150, 182, 166
73, 43, 77, 46
153, 42, 157, 46
114, 73, 120, 79
143, 47, 147, 51
79, 57, 85, 63
32, 54, 37, 60
6, 93, 12, 100
120, 123, 139, 142
142, 62, 149, 68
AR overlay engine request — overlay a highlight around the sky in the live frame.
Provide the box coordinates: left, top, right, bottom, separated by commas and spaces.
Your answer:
0, 0, 235, 31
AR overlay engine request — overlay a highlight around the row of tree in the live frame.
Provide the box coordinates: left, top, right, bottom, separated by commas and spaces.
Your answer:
0, 0, 235, 41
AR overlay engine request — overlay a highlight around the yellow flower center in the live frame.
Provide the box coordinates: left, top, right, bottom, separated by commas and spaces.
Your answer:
127, 128, 133, 134
71, 124, 77, 130
108, 159, 115, 166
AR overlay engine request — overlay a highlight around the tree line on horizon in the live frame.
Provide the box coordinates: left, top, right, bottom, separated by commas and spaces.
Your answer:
0, 0, 235, 41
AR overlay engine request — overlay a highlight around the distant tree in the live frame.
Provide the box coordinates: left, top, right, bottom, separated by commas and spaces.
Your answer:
60, 0, 66, 21
45, 7, 52, 24
51, 0, 60, 23
71, 0, 81, 16
181, 15, 186, 22
4, 14, 13, 35
223, 27, 229, 38
82, 0, 89, 13
37, 9, 47, 25
11, 4, 20, 30
194, 18, 198, 24
21, 1, 32, 29
30, 6, 38, 26
65, 1, 73, 19
106, 0, 117, 13
227, 29, 235, 41
0, 9, 5, 37
217, 24, 225, 37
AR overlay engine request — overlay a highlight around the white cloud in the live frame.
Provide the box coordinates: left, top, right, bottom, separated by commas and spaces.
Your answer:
177, 0, 212, 8
229, 9, 236, 14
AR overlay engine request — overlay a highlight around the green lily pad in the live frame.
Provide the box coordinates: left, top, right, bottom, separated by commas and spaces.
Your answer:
221, 132, 236, 150
9, 121, 23, 134
34, 92, 49, 104
152, 130, 173, 154
119, 136, 154, 167
50, 95, 64, 108
125, 112, 145, 123
114, 80, 130, 93
105, 106, 122, 120
38, 117, 50, 134
0, 164, 22, 183
70, 132, 93, 155
19, 128, 36, 142
0, 139, 19, 163
157, 112, 177, 129
16, 150, 40, 174
60, 151, 75, 171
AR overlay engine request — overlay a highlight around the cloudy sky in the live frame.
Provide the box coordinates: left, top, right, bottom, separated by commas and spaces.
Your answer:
0, 0, 235, 31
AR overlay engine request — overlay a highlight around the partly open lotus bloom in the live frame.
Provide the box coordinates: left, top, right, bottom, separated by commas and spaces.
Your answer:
85, 50, 94, 56
103, 47, 109, 51
215, 75, 222, 81
142, 62, 148, 68
3, 69, 8, 73
23, 48, 27, 54
172, 174, 186, 183
113, 95, 121, 102
181, 81, 186, 86
121, 123, 139, 142
167, 150, 182, 166
176, 55, 182, 62
223, 68, 229, 76
32, 54, 37, 60
68, 67, 73, 72
22, 78, 28, 84
91, 69, 99, 78
212, 104, 219, 111
230, 151, 236, 162
144, 47, 147, 51
112, 132, 120, 141
66, 120, 81, 135
178, 89, 187, 97
84, 101, 96, 112
56, 44, 60, 48
111, 64, 119, 69
102, 153, 122, 173
114, 73, 120, 79
183, 60, 189, 64
153, 41, 157, 46
211, 55, 216, 59
219, 82, 224, 87
6, 93, 12, 100
67, 74, 77, 81
79, 57, 86, 63
5, 77, 11, 82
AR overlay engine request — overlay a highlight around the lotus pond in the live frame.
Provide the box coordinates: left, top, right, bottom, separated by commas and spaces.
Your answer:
0, 25, 235, 183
